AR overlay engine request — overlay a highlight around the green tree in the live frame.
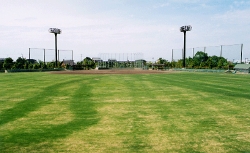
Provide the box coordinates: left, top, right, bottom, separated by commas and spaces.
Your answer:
0, 61, 3, 70
193, 51, 208, 68
170, 61, 178, 68
3, 57, 14, 70
14, 57, 27, 69
28, 63, 33, 69
207, 55, 220, 69
83, 57, 95, 69
37, 60, 47, 69
156, 58, 167, 64
186, 57, 195, 68
175, 59, 183, 68
218, 57, 228, 69
154, 58, 170, 69
33, 63, 40, 69
46, 62, 55, 69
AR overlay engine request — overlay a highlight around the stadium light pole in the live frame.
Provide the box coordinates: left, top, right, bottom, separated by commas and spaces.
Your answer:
49, 28, 62, 67
180, 25, 192, 68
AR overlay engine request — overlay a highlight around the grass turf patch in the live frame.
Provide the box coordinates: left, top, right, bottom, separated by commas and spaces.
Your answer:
0, 72, 250, 152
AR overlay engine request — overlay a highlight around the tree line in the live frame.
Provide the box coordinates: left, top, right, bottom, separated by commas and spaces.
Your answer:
0, 57, 60, 70
152, 51, 234, 69
0, 51, 235, 71
0, 57, 96, 71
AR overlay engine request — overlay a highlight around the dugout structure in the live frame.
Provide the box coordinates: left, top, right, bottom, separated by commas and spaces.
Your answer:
234, 64, 250, 73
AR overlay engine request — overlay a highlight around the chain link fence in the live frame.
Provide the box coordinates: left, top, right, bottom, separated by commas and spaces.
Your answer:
29, 48, 73, 63
96, 53, 145, 69
98, 53, 143, 62
172, 44, 243, 63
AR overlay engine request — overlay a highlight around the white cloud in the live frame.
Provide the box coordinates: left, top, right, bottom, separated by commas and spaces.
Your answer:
213, 9, 250, 25
153, 3, 170, 8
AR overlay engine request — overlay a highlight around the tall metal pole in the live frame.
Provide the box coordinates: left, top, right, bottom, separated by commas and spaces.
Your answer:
172, 49, 173, 62
55, 33, 57, 67
49, 28, 61, 67
220, 45, 223, 57
180, 25, 192, 68
193, 48, 194, 57
58, 50, 60, 62
29, 48, 30, 64
44, 49, 45, 64
183, 31, 186, 68
241, 44, 243, 63
72, 50, 73, 61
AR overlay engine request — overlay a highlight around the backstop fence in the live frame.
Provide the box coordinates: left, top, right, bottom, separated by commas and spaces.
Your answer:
28, 48, 73, 63
97, 53, 146, 69
98, 52, 144, 61
172, 44, 243, 63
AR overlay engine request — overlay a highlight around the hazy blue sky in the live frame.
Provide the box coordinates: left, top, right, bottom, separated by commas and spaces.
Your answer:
0, 0, 249, 62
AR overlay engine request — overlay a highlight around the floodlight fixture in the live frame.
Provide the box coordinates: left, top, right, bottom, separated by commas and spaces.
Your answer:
49, 28, 62, 67
180, 25, 192, 32
180, 25, 192, 68
49, 28, 62, 34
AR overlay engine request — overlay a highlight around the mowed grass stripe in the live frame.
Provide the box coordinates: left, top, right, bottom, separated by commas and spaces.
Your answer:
113, 73, 250, 152
0, 74, 99, 152
60, 75, 166, 152
0, 78, 81, 126
90, 75, 164, 152
153, 73, 250, 100
150, 73, 250, 152
0, 72, 250, 152
0, 73, 47, 112
56, 75, 138, 152
130, 74, 214, 152
117, 75, 157, 151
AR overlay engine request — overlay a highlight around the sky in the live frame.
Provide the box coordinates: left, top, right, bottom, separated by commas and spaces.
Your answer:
0, 0, 250, 62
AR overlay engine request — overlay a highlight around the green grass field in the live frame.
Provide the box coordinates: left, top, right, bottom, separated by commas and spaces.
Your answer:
0, 72, 250, 152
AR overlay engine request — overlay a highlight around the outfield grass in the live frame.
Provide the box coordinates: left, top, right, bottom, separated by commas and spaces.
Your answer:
0, 72, 250, 152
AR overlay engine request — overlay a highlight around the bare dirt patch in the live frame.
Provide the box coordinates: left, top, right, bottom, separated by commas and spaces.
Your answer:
50, 69, 172, 75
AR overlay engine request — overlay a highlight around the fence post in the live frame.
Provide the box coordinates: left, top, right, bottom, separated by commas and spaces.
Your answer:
172, 49, 173, 62
220, 45, 223, 57
193, 48, 194, 57
29, 48, 30, 64
241, 44, 243, 63
44, 49, 45, 64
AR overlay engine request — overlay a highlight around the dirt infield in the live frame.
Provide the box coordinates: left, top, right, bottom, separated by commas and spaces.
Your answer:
50, 69, 172, 75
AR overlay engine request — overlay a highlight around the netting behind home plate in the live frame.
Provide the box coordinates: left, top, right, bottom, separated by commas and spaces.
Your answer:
99, 53, 143, 61
97, 53, 145, 69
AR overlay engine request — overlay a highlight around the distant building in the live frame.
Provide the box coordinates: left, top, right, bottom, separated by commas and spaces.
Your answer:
135, 59, 146, 68
27, 59, 37, 64
0, 58, 5, 63
62, 59, 74, 66
107, 59, 116, 68
92, 57, 103, 63
234, 64, 250, 73
108, 59, 117, 62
